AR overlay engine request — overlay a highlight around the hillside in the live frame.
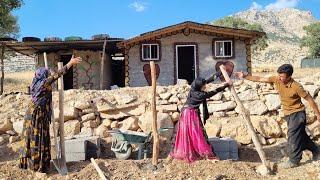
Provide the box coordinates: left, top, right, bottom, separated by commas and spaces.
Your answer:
232, 8, 318, 68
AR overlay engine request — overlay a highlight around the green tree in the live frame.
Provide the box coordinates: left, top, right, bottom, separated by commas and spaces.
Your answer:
301, 22, 320, 58
0, 0, 23, 38
210, 16, 268, 52
0, 0, 24, 95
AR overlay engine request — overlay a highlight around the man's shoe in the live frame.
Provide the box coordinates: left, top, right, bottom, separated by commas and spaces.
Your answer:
278, 161, 299, 169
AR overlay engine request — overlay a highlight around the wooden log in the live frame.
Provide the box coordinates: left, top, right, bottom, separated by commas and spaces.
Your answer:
150, 61, 159, 166
219, 65, 270, 169
43, 52, 59, 158
0, 45, 4, 95
99, 38, 107, 90
43, 52, 48, 68
58, 62, 67, 169
90, 158, 107, 180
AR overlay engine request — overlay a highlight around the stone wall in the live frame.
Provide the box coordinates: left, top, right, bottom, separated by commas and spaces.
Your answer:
128, 33, 248, 87
4, 54, 35, 73
2, 77, 319, 147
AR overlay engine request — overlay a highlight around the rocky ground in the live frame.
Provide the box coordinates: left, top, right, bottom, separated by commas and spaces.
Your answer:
1, 69, 320, 179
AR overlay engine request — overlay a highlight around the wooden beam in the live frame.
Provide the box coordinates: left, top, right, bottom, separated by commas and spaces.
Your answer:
57, 62, 67, 172
0, 45, 5, 95
100, 38, 107, 90
90, 158, 107, 180
219, 65, 270, 171
150, 61, 159, 166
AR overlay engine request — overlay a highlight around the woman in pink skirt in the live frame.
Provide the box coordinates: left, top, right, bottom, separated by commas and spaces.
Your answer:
170, 74, 232, 163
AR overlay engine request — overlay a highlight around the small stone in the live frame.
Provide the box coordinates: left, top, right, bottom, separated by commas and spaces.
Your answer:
255, 164, 271, 176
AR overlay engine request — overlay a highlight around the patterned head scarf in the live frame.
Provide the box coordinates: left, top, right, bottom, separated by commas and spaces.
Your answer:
30, 67, 49, 106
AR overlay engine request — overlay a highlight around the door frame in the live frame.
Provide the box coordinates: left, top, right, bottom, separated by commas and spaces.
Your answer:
175, 44, 198, 83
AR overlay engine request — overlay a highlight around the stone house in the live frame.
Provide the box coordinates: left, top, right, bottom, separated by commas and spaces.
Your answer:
117, 21, 265, 87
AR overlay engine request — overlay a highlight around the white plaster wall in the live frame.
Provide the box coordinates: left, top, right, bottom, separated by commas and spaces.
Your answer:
128, 33, 248, 87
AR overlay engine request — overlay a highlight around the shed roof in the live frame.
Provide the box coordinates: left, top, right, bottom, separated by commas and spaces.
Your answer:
117, 21, 266, 49
0, 38, 124, 57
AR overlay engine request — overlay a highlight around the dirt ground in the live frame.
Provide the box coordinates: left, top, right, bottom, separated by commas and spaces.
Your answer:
1, 68, 320, 179
1, 139, 320, 180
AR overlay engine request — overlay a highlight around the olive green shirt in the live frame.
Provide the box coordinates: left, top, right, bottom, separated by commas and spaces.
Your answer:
268, 76, 308, 116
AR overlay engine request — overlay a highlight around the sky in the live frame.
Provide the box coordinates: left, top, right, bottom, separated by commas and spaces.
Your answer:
13, 0, 320, 40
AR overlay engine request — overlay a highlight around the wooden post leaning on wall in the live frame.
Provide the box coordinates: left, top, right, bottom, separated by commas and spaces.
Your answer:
219, 65, 270, 172
100, 38, 107, 90
0, 45, 5, 95
57, 62, 67, 170
150, 61, 159, 166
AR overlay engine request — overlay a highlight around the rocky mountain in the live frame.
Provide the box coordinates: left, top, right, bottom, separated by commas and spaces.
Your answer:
233, 8, 318, 68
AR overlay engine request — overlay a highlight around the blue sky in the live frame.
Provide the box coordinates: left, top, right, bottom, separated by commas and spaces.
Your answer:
13, 0, 320, 40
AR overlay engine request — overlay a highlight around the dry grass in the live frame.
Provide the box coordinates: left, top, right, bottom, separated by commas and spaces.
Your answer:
1, 67, 319, 94
3, 71, 34, 94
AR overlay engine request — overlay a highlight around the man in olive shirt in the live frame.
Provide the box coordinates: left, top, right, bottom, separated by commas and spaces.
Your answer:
236, 64, 320, 168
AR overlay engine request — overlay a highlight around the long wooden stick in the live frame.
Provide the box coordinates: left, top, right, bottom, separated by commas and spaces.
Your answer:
43, 52, 59, 157
90, 158, 107, 180
100, 38, 107, 90
150, 61, 159, 166
43, 52, 48, 68
58, 62, 67, 168
219, 65, 269, 167
0, 45, 5, 95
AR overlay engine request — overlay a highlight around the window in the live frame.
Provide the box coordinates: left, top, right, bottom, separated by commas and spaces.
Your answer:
214, 40, 233, 58
142, 44, 159, 61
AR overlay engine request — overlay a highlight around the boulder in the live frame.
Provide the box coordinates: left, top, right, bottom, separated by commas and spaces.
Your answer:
12, 120, 24, 135
157, 104, 178, 113
114, 94, 137, 104
0, 135, 9, 146
212, 112, 226, 118
9, 136, 20, 144
0, 119, 13, 134
82, 118, 100, 128
204, 120, 222, 137
171, 112, 180, 123
251, 116, 282, 138
308, 121, 320, 138
238, 89, 259, 101
207, 101, 237, 113
53, 106, 77, 121
257, 134, 267, 145
209, 92, 223, 101
94, 124, 109, 138
81, 113, 96, 122
119, 117, 139, 131
238, 100, 268, 115
168, 96, 179, 103
304, 85, 320, 98
265, 94, 281, 111
220, 117, 252, 145
100, 104, 146, 120
138, 111, 174, 141
74, 100, 93, 110
110, 121, 119, 129
81, 108, 96, 115
64, 120, 81, 137
159, 92, 172, 100
78, 127, 94, 137
101, 119, 112, 128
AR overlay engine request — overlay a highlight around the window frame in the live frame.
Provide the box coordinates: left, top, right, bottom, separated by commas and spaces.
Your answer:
141, 43, 160, 61
213, 39, 234, 59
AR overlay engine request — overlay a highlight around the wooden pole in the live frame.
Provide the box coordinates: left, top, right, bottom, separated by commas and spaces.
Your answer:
100, 38, 107, 90
150, 61, 159, 166
43, 52, 48, 68
90, 158, 107, 180
0, 45, 5, 95
57, 62, 67, 169
219, 65, 269, 168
